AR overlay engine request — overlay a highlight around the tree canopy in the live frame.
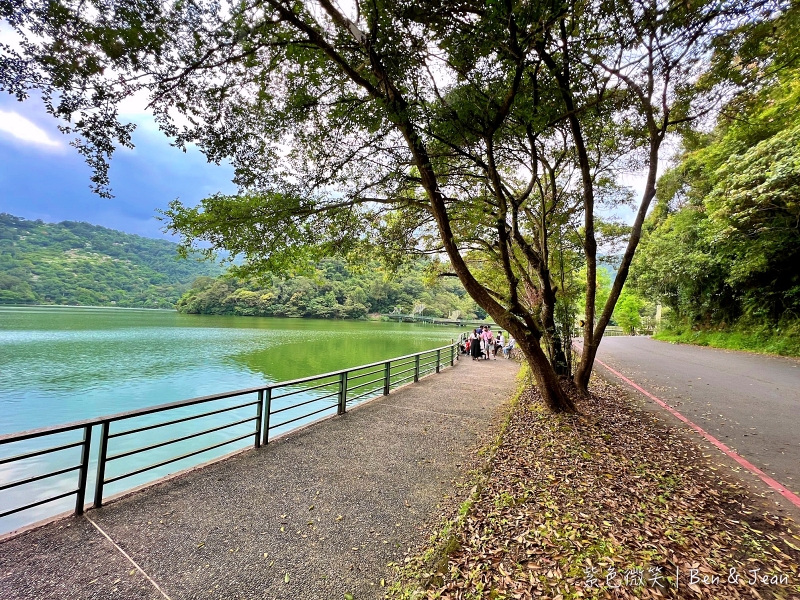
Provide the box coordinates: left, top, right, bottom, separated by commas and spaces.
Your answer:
1, 0, 787, 410
177, 257, 485, 320
631, 4, 800, 329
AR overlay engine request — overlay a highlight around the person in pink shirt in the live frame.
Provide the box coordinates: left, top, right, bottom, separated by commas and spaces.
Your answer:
481, 326, 494, 360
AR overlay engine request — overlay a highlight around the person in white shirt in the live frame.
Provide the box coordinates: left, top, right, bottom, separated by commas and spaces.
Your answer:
494, 332, 505, 359
503, 335, 515, 358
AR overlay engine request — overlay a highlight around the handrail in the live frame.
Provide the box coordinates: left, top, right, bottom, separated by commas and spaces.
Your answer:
0, 342, 456, 444
0, 341, 459, 529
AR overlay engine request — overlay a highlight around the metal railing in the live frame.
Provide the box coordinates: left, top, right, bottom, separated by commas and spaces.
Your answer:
0, 342, 458, 526
573, 326, 628, 338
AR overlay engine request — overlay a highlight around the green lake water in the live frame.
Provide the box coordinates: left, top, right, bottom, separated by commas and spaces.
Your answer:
0, 306, 463, 533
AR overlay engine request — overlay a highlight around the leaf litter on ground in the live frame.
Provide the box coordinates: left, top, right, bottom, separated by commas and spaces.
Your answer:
389, 374, 800, 599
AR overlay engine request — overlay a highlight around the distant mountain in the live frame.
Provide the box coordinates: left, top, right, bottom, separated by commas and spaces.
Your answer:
0, 214, 222, 308
598, 259, 619, 282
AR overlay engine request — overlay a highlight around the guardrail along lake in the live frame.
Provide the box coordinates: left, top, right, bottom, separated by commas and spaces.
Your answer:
0, 306, 463, 533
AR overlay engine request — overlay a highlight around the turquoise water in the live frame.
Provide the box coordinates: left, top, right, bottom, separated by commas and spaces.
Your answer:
0, 306, 461, 533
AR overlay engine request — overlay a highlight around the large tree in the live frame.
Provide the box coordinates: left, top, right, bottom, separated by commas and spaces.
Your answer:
630, 2, 800, 327
1, 0, 779, 409
561, 0, 780, 389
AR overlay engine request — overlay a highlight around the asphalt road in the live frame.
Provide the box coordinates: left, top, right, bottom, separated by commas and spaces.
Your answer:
593, 337, 800, 496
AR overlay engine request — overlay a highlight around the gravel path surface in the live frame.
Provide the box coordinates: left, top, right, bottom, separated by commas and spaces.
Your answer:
0, 355, 519, 600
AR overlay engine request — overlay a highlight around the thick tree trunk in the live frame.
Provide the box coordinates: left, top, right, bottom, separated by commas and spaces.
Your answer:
390, 112, 577, 414
538, 33, 598, 396
335, 27, 574, 413
517, 333, 577, 413
573, 340, 595, 391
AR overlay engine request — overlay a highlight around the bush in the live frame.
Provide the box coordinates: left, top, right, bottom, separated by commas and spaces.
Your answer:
654, 318, 800, 357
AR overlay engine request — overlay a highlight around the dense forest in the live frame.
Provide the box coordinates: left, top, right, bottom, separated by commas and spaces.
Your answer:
0, 214, 222, 308
629, 10, 800, 354
176, 258, 485, 320
0, 213, 484, 318
0, 209, 633, 325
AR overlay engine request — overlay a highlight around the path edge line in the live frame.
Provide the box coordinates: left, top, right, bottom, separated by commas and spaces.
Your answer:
593, 356, 800, 510
84, 514, 172, 600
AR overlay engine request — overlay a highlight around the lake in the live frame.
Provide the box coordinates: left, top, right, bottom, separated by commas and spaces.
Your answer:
0, 306, 463, 533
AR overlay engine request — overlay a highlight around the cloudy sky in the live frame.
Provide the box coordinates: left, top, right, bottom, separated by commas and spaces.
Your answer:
0, 93, 236, 240
0, 92, 643, 242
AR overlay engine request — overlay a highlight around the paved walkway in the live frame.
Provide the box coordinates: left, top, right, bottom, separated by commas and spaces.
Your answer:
0, 357, 519, 600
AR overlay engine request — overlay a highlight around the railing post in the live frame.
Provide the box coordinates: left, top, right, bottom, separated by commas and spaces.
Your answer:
436, 349, 441, 373
414, 355, 420, 382
450, 342, 455, 366
338, 371, 348, 415
254, 391, 263, 449
383, 361, 391, 395
262, 387, 272, 445
74, 425, 92, 515
94, 421, 110, 508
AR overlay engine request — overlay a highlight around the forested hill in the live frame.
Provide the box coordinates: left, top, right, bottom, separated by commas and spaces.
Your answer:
628, 19, 800, 355
176, 258, 485, 320
0, 214, 222, 308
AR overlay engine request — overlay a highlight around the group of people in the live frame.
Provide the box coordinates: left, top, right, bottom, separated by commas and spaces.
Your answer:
459, 326, 515, 360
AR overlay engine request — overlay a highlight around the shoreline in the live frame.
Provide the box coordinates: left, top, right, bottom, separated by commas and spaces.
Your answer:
0, 304, 177, 312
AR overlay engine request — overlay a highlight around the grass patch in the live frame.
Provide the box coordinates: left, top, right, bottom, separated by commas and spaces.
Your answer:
655, 320, 800, 357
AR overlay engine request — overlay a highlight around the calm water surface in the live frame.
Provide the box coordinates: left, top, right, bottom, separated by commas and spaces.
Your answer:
0, 306, 461, 532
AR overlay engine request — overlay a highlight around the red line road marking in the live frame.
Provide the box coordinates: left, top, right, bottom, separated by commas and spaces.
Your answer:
593, 356, 800, 510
